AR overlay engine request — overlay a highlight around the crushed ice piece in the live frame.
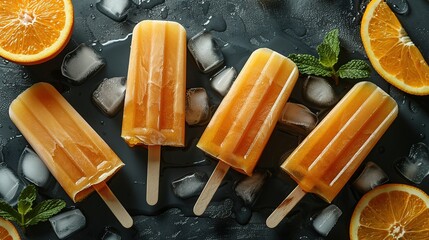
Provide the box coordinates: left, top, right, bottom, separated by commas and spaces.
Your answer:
171, 172, 208, 199
96, 0, 131, 22
49, 209, 86, 239
61, 43, 105, 84
395, 142, 429, 184
210, 66, 237, 96
18, 147, 51, 188
132, 0, 165, 8
352, 161, 389, 194
0, 162, 25, 206
235, 171, 270, 205
312, 204, 342, 237
278, 102, 318, 136
93, 77, 127, 116
188, 31, 224, 73
101, 226, 121, 240
185, 88, 210, 126
302, 76, 337, 108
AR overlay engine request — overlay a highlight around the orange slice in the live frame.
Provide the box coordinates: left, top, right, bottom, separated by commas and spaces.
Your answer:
0, 0, 74, 65
0, 218, 20, 240
350, 183, 429, 240
361, 0, 429, 95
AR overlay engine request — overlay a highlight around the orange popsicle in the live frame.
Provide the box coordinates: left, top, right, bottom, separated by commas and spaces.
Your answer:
9, 82, 132, 228
121, 20, 186, 205
266, 81, 398, 228
194, 48, 299, 215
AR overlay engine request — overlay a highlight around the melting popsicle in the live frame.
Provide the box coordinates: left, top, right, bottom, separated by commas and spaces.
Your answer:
9, 82, 133, 228
194, 48, 299, 215
266, 81, 398, 228
121, 20, 186, 205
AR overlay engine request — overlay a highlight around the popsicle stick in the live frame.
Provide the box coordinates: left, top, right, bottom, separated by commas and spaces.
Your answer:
94, 182, 133, 228
193, 162, 230, 216
266, 186, 306, 228
147, 145, 161, 206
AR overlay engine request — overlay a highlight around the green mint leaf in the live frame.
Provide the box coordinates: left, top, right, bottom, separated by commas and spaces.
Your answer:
0, 200, 21, 223
288, 54, 332, 77
338, 60, 371, 79
25, 199, 66, 227
317, 29, 340, 68
18, 185, 37, 216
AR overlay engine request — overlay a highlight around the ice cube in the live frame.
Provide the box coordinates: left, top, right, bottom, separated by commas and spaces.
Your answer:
188, 31, 224, 73
395, 142, 429, 184
312, 204, 342, 237
210, 67, 237, 96
302, 76, 338, 108
235, 171, 270, 205
18, 147, 51, 188
96, 0, 131, 22
93, 77, 127, 116
352, 161, 389, 194
171, 172, 208, 199
278, 102, 318, 136
101, 226, 121, 240
61, 43, 105, 84
186, 88, 210, 126
49, 209, 86, 239
0, 162, 25, 206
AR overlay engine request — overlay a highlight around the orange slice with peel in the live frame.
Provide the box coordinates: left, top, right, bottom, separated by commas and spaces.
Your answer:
0, 218, 20, 240
0, 0, 74, 65
361, 0, 429, 95
350, 183, 429, 240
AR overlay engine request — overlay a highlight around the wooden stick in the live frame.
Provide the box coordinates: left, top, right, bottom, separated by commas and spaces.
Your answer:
94, 182, 133, 228
193, 162, 230, 216
266, 186, 306, 228
147, 145, 161, 206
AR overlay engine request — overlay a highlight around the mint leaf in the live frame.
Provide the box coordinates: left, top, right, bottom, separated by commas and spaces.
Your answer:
25, 199, 66, 226
18, 185, 37, 216
0, 200, 20, 222
288, 54, 332, 77
317, 29, 340, 68
338, 60, 371, 79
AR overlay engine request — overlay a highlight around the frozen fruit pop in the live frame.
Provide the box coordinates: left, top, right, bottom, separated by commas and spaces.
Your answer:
9, 82, 133, 228
194, 48, 299, 215
266, 81, 398, 228
121, 20, 186, 205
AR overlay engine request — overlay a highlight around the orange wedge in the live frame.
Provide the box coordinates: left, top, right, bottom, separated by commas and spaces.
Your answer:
0, 0, 74, 65
361, 0, 429, 95
0, 218, 20, 240
350, 184, 429, 240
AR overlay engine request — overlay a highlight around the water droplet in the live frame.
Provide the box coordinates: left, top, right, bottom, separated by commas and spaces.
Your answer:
2, 59, 9, 65
100, 120, 104, 125
2, 79, 6, 84
203, 15, 227, 32
160, 6, 168, 19
0, 124, 3, 128
90, 14, 96, 20
420, 133, 425, 139
90, 3, 94, 8
201, 0, 210, 15
22, 72, 29, 79
387, 0, 409, 15
409, 101, 419, 113
422, 123, 426, 127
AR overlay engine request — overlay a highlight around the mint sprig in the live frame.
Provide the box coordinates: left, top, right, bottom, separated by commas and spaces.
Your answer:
289, 29, 371, 84
0, 185, 66, 230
